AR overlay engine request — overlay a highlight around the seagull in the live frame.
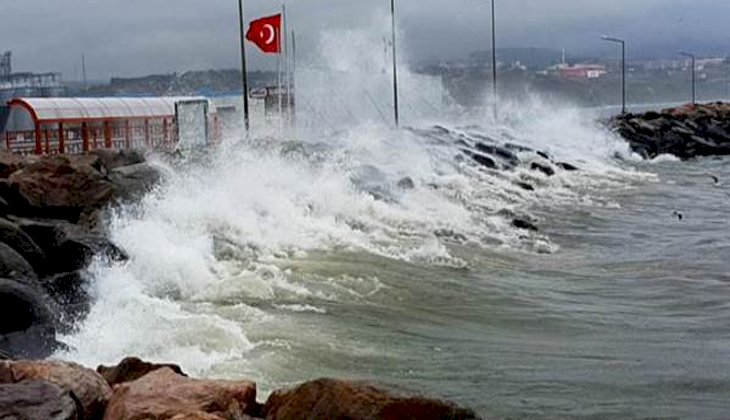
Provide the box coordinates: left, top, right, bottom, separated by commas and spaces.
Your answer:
708, 174, 722, 186
672, 211, 684, 221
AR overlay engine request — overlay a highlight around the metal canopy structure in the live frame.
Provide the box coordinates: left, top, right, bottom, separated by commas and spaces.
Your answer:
8, 97, 205, 126
3, 96, 218, 155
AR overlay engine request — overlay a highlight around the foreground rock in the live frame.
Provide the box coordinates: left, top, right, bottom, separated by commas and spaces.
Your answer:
97, 356, 187, 387
264, 378, 481, 420
0, 150, 161, 359
0, 380, 78, 420
103, 368, 257, 420
2, 358, 482, 419
611, 102, 730, 159
0, 359, 112, 419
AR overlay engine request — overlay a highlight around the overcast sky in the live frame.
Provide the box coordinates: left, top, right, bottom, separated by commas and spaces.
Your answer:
1, 0, 728, 80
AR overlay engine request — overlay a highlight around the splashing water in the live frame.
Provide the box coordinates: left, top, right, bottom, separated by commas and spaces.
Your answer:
53, 22, 707, 418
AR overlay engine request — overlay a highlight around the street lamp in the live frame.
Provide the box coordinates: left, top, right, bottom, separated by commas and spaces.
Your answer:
390, 0, 400, 127
679, 51, 696, 105
490, 0, 497, 121
602, 35, 627, 114
238, 0, 250, 132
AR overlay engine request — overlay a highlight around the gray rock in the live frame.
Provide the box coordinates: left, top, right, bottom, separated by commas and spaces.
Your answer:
0, 278, 59, 358
110, 163, 162, 202
0, 242, 37, 283
0, 218, 46, 277
0, 380, 77, 420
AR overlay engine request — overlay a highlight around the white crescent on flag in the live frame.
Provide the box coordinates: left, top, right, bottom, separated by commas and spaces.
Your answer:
263, 24, 276, 45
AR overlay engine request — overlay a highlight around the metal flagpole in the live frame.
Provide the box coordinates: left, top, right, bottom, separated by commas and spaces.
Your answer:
290, 30, 297, 127
390, 0, 400, 127
237, 0, 250, 132
276, 5, 283, 131
283, 3, 291, 127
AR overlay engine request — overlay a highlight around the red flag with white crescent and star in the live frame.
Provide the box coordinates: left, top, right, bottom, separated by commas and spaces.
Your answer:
246, 14, 282, 54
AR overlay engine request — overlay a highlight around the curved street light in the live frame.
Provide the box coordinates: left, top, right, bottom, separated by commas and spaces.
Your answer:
489, 0, 497, 121
679, 51, 696, 105
602, 35, 627, 114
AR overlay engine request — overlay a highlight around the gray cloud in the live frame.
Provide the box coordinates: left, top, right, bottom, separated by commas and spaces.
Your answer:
1, 0, 728, 80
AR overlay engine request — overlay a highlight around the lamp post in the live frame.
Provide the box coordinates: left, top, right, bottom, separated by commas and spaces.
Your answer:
679, 51, 696, 105
238, 0, 250, 132
490, 0, 497, 121
602, 35, 626, 114
390, 0, 400, 127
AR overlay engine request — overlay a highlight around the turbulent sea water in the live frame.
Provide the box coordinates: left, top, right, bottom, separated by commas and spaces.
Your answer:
53, 106, 730, 418
52, 29, 730, 417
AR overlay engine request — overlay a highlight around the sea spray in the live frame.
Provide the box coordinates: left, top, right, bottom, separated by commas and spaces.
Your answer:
56, 23, 645, 393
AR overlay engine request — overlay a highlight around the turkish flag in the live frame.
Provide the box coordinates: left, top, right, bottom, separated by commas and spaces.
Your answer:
246, 14, 282, 54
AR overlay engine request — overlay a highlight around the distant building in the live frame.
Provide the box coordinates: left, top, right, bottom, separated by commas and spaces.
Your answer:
557, 63, 607, 80
0, 51, 67, 104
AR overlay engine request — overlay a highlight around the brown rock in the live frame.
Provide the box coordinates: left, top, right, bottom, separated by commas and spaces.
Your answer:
103, 367, 257, 420
263, 378, 480, 420
97, 357, 187, 387
89, 149, 146, 171
0, 150, 25, 178
0, 359, 112, 419
8, 155, 116, 223
0, 379, 78, 420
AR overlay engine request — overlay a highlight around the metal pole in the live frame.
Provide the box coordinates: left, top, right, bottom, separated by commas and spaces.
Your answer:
621, 40, 626, 114
390, 0, 400, 127
692, 55, 697, 105
490, 0, 498, 121
289, 31, 297, 125
602, 36, 627, 114
238, 0, 250, 131
680, 52, 696, 105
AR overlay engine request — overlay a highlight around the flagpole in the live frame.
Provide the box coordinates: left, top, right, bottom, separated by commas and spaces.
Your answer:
390, 0, 400, 127
283, 3, 291, 128
276, 5, 283, 130
237, 0, 250, 132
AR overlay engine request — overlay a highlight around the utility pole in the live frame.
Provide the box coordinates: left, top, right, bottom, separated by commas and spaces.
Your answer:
679, 51, 696, 105
81, 53, 87, 88
238, 0, 250, 132
390, 0, 400, 127
490, 0, 498, 121
602, 35, 627, 114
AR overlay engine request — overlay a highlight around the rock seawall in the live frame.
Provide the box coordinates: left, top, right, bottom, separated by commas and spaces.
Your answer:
611, 102, 730, 159
0, 150, 160, 359
0, 357, 482, 419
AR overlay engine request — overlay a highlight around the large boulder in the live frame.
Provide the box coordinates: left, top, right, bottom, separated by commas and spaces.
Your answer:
97, 357, 187, 387
0, 242, 37, 283
0, 380, 78, 420
263, 378, 480, 420
7, 155, 116, 223
0, 359, 112, 420
0, 278, 58, 359
109, 163, 162, 201
0, 279, 55, 335
103, 368, 257, 420
41, 271, 91, 323
50, 235, 127, 274
89, 149, 146, 171
0, 217, 46, 276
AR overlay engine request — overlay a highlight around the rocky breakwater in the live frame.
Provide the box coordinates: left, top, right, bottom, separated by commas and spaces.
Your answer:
0, 150, 161, 360
611, 102, 730, 159
0, 357, 482, 419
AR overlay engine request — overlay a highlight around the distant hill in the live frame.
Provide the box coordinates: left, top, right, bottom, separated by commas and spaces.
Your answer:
78, 70, 278, 97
